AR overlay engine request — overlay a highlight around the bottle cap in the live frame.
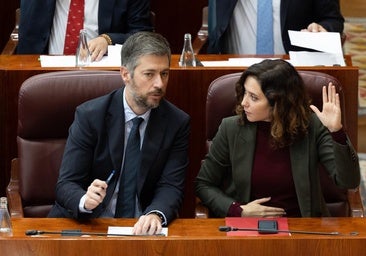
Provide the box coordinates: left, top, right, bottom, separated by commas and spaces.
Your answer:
184, 33, 192, 39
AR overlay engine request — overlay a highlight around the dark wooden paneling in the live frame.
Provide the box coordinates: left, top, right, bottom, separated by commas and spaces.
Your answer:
0, 1, 19, 52
151, 0, 207, 53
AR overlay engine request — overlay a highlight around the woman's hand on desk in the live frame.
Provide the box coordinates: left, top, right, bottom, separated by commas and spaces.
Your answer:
240, 197, 286, 218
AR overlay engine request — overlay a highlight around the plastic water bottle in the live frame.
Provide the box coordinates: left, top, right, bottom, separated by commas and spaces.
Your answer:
0, 197, 12, 236
179, 33, 196, 67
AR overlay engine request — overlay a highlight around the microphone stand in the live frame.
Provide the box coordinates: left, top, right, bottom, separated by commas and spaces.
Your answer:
218, 226, 355, 236
25, 230, 166, 237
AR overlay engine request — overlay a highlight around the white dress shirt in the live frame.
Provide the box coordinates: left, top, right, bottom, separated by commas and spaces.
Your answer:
224, 0, 286, 54
49, 0, 99, 54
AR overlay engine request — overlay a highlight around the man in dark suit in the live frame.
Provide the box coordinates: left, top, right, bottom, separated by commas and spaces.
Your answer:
48, 32, 190, 236
17, 0, 152, 61
207, 0, 344, 54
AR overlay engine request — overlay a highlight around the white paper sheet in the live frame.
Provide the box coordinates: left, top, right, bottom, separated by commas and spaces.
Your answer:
201, 57, 279, 67
107, 226, 168, 237
288, 30, 343, 54
40, 45, 122, 67
40, 55, 121, 67
288, 30, 345, 66
288, 51, 345, 67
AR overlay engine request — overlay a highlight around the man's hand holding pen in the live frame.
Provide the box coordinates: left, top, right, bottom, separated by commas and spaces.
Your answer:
84, 170, 115, 211
84, 179, 108, 210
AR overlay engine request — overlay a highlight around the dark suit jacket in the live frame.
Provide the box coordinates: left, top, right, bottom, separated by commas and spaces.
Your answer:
195, 115, 360, 217
17, 0, 152, 54
208, 0, 345, 53
48, 88, 190, 224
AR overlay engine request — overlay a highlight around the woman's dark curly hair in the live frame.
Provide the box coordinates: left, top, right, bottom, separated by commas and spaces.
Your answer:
235, 59, 312, 148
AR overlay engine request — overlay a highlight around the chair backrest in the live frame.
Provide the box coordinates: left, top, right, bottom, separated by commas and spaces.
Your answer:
206, 71, 350, 217
17, 70, 123, 217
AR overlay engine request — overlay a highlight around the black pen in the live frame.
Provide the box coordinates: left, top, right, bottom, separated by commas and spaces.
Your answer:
105, 170, 116, 185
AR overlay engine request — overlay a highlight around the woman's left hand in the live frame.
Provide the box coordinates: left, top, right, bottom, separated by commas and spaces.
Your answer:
310, 82, 343, 132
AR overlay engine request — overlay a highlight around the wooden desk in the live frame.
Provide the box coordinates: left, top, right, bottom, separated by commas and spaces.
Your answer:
1, 217, 365, 255
0, 55, 359, 218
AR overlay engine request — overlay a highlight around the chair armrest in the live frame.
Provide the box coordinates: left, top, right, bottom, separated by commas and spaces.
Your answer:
192, 6, 208, 55
348, 187, 364, 217
6, 158, 24, 218
195, 197, 209, 218
1, 8, 19, 55
1, 38, 18, 55
192, 33, 208, 55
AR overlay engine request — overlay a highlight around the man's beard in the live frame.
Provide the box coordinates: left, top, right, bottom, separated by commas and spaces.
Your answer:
133, 88, 164, 109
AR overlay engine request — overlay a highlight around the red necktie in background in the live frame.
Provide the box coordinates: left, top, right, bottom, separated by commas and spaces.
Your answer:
64, 0, 85, 55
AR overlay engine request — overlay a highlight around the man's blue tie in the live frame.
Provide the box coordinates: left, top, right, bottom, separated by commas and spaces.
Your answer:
115, 117, 143, 217
256, 0, 274, 54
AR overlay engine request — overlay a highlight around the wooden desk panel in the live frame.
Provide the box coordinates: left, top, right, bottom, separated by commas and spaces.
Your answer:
0, 55, 359, 218
1, 218, 365, 255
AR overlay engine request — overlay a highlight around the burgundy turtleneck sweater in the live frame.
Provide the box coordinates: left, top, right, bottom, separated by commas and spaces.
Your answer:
228, 121, 347, 217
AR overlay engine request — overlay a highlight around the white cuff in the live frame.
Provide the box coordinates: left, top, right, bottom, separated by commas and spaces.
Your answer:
79, 194, 93, 213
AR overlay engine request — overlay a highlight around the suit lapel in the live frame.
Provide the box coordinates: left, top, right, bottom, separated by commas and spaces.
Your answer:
92, 89, 124, 216
106, 89, 125, 178
280, 0, 290, 32
137, 104, 167, 193
290, 135, 311, 216
232, 123, 257, 203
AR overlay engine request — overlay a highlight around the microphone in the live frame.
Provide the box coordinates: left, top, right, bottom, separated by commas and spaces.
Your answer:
26, 230, 57, 235
25, 229, 166, 237
219, 226, 260, 232
25, 230, 86, 236
219, 226, 344, 236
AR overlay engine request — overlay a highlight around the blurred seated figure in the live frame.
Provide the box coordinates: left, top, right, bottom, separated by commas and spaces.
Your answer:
17, 0, 153, 61
207, 0, 344, 54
